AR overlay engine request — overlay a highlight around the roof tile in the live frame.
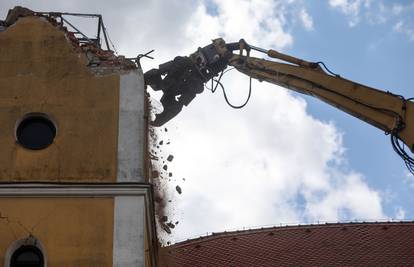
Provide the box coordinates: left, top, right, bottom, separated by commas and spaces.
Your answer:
161, 222, 414, 267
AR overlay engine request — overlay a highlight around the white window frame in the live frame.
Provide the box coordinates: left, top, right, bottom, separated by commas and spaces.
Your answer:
4, 235, 47, 267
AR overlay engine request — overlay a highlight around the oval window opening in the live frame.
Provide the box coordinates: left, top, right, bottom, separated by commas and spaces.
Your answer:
10, 245, 44, 267
16, 114, 56, 150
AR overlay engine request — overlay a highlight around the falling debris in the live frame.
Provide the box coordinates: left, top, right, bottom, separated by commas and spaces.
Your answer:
154, 195, 163, 203
161, 223, 172, 234
149, 153, 159, 160
148, 106, 185, 240
151, 170, 159, 179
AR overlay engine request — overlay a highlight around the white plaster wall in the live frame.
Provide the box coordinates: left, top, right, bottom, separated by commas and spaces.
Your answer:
113, 196, 145, 267
118, 70, 145, 182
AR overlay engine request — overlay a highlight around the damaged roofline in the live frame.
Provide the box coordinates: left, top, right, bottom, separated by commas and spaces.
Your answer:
36, 12, 111, 51
1, 6, 141, 72
2, 6, 110, 50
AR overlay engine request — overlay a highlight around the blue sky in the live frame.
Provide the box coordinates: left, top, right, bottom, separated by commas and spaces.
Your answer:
2, 0, 414, 243
151, 0, 414, 241
287, 1, 414, 220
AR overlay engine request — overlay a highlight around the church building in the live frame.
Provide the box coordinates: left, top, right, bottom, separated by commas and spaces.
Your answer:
0, 7, 157, 267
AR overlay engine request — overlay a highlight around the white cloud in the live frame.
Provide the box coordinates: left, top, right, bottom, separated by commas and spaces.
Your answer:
328, 1, 414, 42
366, 2, 388, 25
189, 0, 294, 49
392, 4, 404, 15
393, 20, 414, 41
166, 75, 386, 241
328, 0, 394, 27
304, 173, 384, 221
153, 0, 388, 242
328, 0, 369, 27
299, 8, 314, 30
395, 207, 406, 220
0, 0, 388, 243
394, 20, 404, 32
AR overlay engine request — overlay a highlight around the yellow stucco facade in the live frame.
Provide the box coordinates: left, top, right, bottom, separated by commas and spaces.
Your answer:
0, 11, 156, 267
0, 16, 119, 182
0, 198, 114, 266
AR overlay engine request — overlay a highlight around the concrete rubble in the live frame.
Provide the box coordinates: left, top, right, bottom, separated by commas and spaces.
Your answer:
148, 116, 187, 241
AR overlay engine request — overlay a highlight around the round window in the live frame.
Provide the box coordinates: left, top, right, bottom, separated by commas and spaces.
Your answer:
16, 114, 56, 150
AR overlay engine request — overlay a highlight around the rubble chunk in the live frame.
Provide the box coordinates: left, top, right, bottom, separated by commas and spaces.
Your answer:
151, 170, 159, 179
161, 223, 172, 234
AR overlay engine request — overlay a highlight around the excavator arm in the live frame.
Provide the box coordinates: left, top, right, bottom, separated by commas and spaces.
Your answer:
144, 38, 414, 171
224, 41, 414, 153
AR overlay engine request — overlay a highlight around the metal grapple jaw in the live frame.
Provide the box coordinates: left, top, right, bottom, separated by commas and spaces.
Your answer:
144, 38, 233, 126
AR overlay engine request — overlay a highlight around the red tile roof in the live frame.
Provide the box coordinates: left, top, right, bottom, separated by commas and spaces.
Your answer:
161, 222, 414, 267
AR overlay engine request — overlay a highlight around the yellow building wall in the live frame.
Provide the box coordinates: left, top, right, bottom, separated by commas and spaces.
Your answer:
0, 14, 155, 267
0, 198, 114, 266
0, 16, 120, 182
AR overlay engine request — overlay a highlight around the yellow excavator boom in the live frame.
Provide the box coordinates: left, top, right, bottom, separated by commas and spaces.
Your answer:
144, 38, 414, 172
228, 52, 414, 152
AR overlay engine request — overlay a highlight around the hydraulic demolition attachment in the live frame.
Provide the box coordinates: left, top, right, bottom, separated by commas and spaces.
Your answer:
144, 38, 414, 173
144, 42, 230, 126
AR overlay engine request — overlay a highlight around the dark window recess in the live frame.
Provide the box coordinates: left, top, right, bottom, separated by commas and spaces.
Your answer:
10, 245, 44, 267
16, 115, 56, 150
